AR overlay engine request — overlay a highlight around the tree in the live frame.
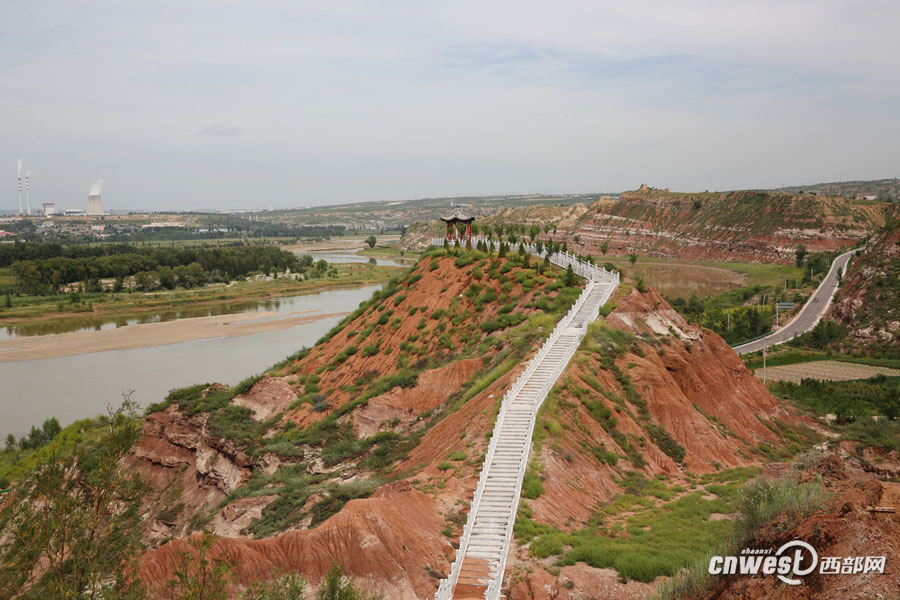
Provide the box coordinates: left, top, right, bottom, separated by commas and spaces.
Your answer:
11, 260, 41, 293
599, 240, 609, 256
629, 252, 638, 268
166, 533, 235, 600
242, 572, 307, 600
0, 397, 147, 599
41, 417, 61, 441
795, 245, 808, 267
365, 235, 377, 249
529, 224, 539, 241
158, 266, 176, 290
316, 563, 379, 600
4, 433, 15, 452
564, 264, 577, 287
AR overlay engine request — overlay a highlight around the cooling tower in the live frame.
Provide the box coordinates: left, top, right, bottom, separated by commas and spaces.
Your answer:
87, 194, 103, 216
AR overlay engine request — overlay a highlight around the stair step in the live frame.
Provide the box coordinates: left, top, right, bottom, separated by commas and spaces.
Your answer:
433, 269, 616, 599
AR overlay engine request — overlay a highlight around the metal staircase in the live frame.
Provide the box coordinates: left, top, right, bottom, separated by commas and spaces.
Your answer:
430, 238, 619, 599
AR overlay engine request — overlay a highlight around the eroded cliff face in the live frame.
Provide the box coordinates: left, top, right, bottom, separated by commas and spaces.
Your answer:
525, 288, 785, 523
139, 481, 452, 600
559, 189, 883, 263
502, 286, 805, 599
830, 214, 900, 346
129, 258, 803, 600
128, 404, 253, 545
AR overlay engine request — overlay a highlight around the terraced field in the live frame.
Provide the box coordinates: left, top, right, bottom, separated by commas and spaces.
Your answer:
756, 360, 900, 383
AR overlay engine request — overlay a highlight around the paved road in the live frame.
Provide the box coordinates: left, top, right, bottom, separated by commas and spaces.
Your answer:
734, 249, 857, 355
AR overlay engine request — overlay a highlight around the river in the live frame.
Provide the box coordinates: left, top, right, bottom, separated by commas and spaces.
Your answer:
1, 250, 409, 340
0, 284, 381, 440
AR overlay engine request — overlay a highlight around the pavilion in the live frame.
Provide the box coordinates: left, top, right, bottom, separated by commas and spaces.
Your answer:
440, 209, 475, 242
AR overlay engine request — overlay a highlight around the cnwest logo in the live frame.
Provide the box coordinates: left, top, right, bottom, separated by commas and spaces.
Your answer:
708, 540, 886, 585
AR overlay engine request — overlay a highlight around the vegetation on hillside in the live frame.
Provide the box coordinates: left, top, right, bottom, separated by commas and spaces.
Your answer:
148, 247, 585, 537
0, 400, 148, 600
515, 470, 755, 583
830, 209, 900, 354
603, 188, 882, 235
654, 464, 830, 600
769, 374, 900, 454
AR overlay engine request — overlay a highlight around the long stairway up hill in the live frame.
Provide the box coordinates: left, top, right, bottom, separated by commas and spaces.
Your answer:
431, 239, 618, 600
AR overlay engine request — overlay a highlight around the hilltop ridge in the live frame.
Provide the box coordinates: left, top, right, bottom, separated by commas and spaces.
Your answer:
564, 187, 883, 263
131, 251, 809, 599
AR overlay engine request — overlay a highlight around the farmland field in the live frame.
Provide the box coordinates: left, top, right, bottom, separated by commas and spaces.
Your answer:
755, 360, 900, 383
595, 257, 806, 299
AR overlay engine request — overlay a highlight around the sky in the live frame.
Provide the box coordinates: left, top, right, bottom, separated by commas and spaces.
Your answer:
1, 0, 899, 211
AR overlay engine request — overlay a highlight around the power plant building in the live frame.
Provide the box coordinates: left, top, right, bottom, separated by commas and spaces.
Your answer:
87, 194, 103, 216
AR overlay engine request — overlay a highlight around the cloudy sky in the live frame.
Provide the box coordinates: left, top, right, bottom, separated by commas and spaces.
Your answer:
2, 1, 899, 211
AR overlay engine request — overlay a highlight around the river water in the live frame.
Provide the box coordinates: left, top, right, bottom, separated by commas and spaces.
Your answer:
0, 284, 382, 440
0, 250, 408, 340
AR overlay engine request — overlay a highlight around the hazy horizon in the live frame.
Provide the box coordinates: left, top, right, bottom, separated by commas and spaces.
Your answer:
3, 1, 899, 211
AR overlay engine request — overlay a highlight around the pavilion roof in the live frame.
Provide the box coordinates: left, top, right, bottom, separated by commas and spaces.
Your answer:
440, 209, 475, 222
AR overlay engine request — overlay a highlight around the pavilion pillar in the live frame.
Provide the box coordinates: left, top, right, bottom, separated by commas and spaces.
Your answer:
465, 222, 472, 241
446, 222, 453, 241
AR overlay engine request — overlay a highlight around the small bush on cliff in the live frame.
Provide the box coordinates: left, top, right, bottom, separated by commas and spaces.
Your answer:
645, 423, 686, 463
522, 471, 543, 499
166, 532, 235, 600
242, 572, 307, 600
309, 482, 378, 528
316, 563, 381, 600
734, 475, 830, 541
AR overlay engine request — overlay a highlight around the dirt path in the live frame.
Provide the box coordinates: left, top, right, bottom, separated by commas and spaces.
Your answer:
0, 309, 348, 362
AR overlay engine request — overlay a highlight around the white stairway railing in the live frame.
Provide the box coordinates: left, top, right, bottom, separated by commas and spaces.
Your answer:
431, 237, 618, 600
430, 237, 620, 286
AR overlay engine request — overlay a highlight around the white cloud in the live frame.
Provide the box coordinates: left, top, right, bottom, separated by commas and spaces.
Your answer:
0, 1, 898, 209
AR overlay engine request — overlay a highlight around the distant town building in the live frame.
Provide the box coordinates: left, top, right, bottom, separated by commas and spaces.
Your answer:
42, 203, 56, 216
143, 221, 183, 228
64, 209, 85, 216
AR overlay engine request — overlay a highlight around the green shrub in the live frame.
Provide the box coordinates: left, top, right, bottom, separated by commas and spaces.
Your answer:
361, 342, 380, 357
522, 472, 543, 499
531, 533, 566, 558
645, 423, 686, 463
455, 255, 475, 268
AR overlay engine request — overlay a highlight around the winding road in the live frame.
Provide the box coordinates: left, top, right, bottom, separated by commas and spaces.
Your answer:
733, 249, 856, 355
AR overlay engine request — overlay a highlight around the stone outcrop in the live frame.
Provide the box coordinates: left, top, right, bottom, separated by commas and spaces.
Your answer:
139, 482, 453, 600
830, 215, 900, 346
